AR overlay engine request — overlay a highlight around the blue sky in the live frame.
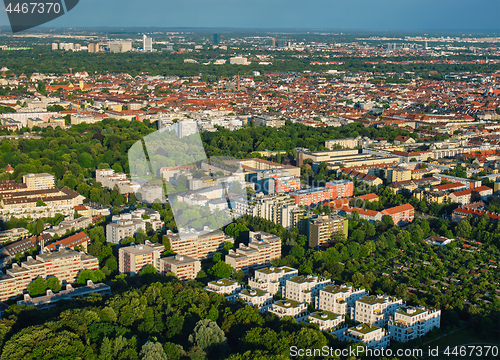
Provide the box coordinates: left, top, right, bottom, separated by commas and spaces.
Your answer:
1, 0, 499, 32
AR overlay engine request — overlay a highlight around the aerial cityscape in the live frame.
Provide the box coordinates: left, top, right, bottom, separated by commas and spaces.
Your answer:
0, 1, 498, 359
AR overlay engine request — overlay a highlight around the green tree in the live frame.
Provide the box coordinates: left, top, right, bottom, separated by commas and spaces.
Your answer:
27, 277, 47, 296
209, 261, 233, 279
139, 341, 168, 360
188, 319, 227, 351
46, 277, 62, 293
140, 264, 157, 276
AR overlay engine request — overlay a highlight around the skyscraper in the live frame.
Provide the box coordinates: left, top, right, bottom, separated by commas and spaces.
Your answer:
213, 33, 220, 45
143, 34, 153, 52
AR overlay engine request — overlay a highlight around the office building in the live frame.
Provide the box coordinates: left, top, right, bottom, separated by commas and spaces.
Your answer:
88, 42, 100, 53
159, 254, 200, 280
388, 306, 441, 342
118, 241, 164, 276
284, 275, 331, 304
213, 33, 220, 45
224, 231, 281, 273
143, 34, 153, 52
229, 56, 249, 65
248, 266, 298, 294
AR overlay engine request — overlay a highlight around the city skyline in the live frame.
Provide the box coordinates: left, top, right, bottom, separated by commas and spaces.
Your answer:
0, 0, 499, 32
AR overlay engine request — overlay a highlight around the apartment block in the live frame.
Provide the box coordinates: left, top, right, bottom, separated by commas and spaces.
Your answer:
45, 231, 91, 252
165, 228, 233, 260
248, 266, 298, 294
106, 218, 145, 245
159, 254, 200, 280
325, 180, 354, 199
118, 241, 164, 276
248, 169, 300, 195
380, 204, 415, 226
23, 173, 55, 190
17, 280, 111, 310
307, 310, 346, 332
316, 284, 367, 315
352, 295, 404, 327
205, 278, 244, 301
269, 299, 308, 320
308, 215, 348, 248
0, 249, 99, 301
238, 288, 274, 310
284, 275, 331, 304
385, 168, 412, 183
224, 231, 281, 274
0, 187, 85, 210
289, 187, 336, 207
449, 186, 493, 205
96, 169, 140, 194
325, 137, 361, 149
388, 306, 441, 342
344, 324, 390, 349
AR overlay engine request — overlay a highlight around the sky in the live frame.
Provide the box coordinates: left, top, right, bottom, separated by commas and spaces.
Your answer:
0, 0, 499, 32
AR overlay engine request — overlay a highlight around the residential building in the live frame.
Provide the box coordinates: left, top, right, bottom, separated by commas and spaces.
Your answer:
43, 216, 92, 237
289, 187, 337, 207
352, 295, 404, 327
425, 236, 453, 246
385, 168, 412, 183
248, 266, 298, 294
308, 215, 348, 248
165, 229, 233, 260
45, 232, 91, 252
307, 310, 346, 332
96, 169, 140, 194
23, 173, 54, 190
284, 275, 331, 304
325, 137, 361, 149
449, 186, 493, 205
106, 217, 145, 244
118, 241, 164, 276
325, 180, 354, 199
388, 306, 441, 342
344, 324, 390, 349
17, 280, 111, 310
269, 299, 308, 320
205, 278, 244, 301
224, 231, 281, 274
381, 204, 414, 226
0, 249, 98, 301
251, 115, 285, 128
159, 254, 200, 280
238, 288, 274, 311
230, 56, 249, 65
0, 187, 85, 210
316, 284, 367, 315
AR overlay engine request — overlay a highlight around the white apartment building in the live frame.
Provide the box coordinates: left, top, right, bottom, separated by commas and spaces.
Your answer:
0, 249, 98, 301
388, 306, 441, 342
106, 218, 145, 244
269, 299, 308, 320
118, 241, 164, 276
224, 231, 281, 274
238, 288, 274, 311
205, 278, 244, 301
165, 228, 233, 260
316, 284, 367, 315
111, 208, 163, 232
23, 173, 55, 190
248, 266, 298, 295
306, 310, 346, 332
344, 324, 390, 349
352, 295, 404, 327
284, 275, 331, 304
159, 254, 200, 280
96, 169, 141, 195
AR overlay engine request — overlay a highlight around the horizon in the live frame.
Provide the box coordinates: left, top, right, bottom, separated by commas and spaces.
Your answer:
0, 0, 499, 33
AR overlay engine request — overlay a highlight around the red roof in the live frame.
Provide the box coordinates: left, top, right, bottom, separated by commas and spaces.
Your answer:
381, 203, 414, 215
